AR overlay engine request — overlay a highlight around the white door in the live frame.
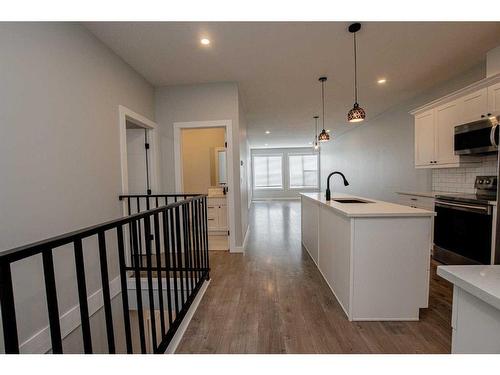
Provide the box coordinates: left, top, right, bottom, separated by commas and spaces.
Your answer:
126, 125, 151, 194
488, 82, 500, 114
460, 88, 488, 123
435, 100, 460, 165
415, 110, 435, 166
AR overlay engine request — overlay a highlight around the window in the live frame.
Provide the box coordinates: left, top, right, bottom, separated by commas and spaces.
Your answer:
288, 154, 319, 189
253, 155, 283, 189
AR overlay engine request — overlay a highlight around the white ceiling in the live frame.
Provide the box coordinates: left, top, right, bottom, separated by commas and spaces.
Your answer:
85, 22, 500, 147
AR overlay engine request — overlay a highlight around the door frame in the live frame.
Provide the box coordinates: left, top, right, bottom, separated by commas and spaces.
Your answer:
173, 120, 236, 252
118, 105, 160, 196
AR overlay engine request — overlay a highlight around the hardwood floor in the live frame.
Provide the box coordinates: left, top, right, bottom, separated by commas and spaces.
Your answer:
176, 200, 453, 354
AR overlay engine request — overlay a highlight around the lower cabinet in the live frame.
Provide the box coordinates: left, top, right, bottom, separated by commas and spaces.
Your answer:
207, 197, 228, 232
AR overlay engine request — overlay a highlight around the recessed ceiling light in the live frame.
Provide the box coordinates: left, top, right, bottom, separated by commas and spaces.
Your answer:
265, 130, 271, 134
264, 143, 268, 146
308, 142, 312, 145
377, 78, 387, 84
200, 38, 210, 45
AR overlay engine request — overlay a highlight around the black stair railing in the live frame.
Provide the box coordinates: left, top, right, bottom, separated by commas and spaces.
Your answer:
0, 194, 209, 354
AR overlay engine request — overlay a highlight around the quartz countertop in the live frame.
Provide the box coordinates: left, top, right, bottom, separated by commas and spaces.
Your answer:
300, 192, 435, 218
437, 265, 500, 310
396, 191, 460, 198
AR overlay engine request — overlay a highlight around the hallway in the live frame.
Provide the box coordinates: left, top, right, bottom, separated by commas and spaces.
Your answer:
176, 201, 453, 353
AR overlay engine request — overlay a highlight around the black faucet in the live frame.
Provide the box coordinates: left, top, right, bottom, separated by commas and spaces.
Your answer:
326, 171, 349, 201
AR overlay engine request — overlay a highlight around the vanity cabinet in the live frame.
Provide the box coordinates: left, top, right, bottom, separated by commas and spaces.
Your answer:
207, 197, 228, 232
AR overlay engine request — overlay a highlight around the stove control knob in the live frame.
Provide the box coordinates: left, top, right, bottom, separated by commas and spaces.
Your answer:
478, 179, 484, 184
485, 179, 491, 184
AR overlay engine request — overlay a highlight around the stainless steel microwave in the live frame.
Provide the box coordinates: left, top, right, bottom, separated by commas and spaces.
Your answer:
454, 114, 500, 155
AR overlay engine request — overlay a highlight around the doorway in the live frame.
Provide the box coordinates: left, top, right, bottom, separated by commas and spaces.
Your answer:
180, 127, 229, 251
126, 122, 152, 194
173, 120, 236, 252
118, 105, 159, 196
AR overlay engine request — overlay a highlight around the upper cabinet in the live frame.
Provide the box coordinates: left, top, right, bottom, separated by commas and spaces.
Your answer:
488, 82, 500, 113
459, 88, 488, 123
415, 110, 436, 166
411, 75, 500, 169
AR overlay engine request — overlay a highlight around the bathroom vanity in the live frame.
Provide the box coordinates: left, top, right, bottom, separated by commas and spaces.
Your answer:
300, 192, 435, 321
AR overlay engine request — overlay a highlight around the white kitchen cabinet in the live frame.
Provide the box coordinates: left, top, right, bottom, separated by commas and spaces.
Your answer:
411, 75, 500, 169
435, 100, 461, 165
207, 197, 228, 232
414, 105, 477, 168
488, 82, 500, 114
459, 88, 489, 123
415, 110, 436, 167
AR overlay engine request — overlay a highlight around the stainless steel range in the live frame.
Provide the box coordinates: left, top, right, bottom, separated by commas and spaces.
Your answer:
434, 175, 497, 265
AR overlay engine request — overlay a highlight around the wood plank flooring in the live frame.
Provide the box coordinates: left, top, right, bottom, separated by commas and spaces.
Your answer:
176, 201, 453, 353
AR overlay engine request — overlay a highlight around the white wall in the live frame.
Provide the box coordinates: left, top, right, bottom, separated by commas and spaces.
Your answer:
251, 147, 320, 200
320, 63, 486, 203
0, 23, 154, 352
155, 82, 249, 247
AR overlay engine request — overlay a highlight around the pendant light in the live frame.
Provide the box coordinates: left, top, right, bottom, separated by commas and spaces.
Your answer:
347, 22, 366, 123
318, 76, 330, 142
313, 115, 320, 151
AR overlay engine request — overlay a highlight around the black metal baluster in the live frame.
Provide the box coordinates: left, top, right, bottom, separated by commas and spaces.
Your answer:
182, 204, 192, 294
203, 197, 210, 280
186, 202, 195, 290
162, 210, 174, 327
193, 199, 201, 284
144, 216, 158, 352
98, 231, 115, 354
175, 207, 185, 306
131, 220, 146, 353
136, 198, 143, 268
42, 249, 63, 354
154, 213, 166, 338
155, 197, 159, 208
195, 199, 203, 279
116, 226, 133, 354
73, 238, 92, 354
0, 261, 20, 354
170, 209, 180, 316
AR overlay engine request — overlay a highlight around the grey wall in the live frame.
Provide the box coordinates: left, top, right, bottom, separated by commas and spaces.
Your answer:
252, 147, 320, 200
0, 23, 154, 352
320, 63, 487, 203
155, 82, 249, 247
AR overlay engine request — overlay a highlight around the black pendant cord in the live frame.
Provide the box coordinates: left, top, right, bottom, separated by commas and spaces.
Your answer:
321, 80, 326, 130
353, 32, 358, 105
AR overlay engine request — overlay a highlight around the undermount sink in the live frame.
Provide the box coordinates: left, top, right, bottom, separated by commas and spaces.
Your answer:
332, 198, 373, 204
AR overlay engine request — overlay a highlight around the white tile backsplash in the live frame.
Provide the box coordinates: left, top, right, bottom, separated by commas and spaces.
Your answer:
432, 154, 498, 193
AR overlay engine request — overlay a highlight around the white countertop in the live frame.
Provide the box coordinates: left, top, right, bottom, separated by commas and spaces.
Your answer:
397, 190, 497, 205
300, 192, 435, 218
437, 265, 500, 311
396, 191, 460, 198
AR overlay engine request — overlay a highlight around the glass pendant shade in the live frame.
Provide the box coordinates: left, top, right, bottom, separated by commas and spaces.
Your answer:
318, 129, 330, 142
347, 102, 366, 123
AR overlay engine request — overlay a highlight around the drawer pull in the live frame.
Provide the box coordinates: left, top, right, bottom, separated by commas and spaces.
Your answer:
411, 198, 417, 201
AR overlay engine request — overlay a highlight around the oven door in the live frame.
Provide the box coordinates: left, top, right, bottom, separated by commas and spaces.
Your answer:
434, 200, 492, 264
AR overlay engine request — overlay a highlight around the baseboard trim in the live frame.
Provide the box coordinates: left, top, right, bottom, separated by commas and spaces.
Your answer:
19, 276, 121, 354
231, 225, 249, 253
165, 279, 210, 354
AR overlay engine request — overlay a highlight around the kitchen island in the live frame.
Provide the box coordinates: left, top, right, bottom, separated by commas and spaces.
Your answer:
301, 192, 435, 321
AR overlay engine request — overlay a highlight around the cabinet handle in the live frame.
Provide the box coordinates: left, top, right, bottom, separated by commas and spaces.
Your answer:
208, 218, 215, 221
411, 198, 417, 201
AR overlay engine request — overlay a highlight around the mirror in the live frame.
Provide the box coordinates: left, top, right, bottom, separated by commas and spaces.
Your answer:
216, 148, 227, 185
